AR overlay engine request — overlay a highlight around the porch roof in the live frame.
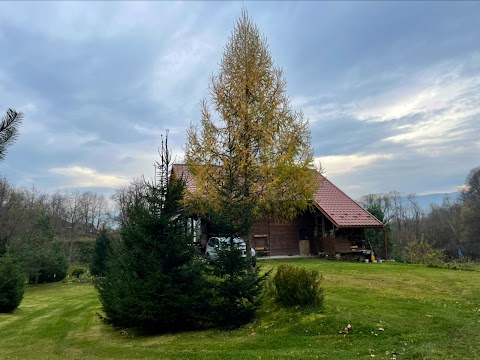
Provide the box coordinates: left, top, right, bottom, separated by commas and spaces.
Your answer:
313, 173, 383, 228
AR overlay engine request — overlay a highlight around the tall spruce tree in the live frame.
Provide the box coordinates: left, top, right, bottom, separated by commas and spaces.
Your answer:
185, 9, 317, 265
0, 250, 25, 313
18, 213, 68, 284
96, 135, 209, 332
90, 228, 112, 277
461, 166, 480, 257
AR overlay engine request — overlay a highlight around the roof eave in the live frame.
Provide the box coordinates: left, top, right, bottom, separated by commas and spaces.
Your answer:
312, 202, 341, 228
313, 202, 384, 229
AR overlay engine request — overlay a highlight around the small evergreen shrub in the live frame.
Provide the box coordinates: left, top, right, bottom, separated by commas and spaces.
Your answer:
207, 243, 269, 328
271, 264, 324, 309
0, 251, 25, 313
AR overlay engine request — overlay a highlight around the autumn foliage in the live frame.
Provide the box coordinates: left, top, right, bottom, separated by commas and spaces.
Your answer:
185, 9, 317, 253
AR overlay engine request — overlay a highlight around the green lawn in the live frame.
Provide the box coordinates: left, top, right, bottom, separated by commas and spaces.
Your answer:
1, 259, 480, 359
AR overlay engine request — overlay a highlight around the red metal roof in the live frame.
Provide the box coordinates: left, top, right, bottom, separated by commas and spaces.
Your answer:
313, 173, 383, 228
172, 164, 383, 228
172, 164, 199, 192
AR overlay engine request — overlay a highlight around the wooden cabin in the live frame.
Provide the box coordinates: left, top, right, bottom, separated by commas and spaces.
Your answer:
172, 164, 385, 259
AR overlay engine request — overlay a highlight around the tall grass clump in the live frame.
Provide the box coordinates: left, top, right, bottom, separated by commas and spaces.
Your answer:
270, 264, 324, 309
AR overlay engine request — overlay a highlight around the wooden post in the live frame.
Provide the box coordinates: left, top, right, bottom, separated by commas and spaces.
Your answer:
267, 218, 271, 258
383, 228, 388, 260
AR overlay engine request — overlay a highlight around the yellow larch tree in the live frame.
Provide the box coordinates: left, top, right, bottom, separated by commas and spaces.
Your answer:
185, 9, 318, 265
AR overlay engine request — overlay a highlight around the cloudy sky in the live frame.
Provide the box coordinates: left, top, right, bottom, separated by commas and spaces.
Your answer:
1, 1, 479, 200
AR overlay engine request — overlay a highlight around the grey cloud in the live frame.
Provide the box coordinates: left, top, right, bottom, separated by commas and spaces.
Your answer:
310, 116, 392, 156
1, 1, 479, 199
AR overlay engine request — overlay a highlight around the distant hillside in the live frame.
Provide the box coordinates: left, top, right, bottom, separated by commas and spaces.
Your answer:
415, 192, 460, 211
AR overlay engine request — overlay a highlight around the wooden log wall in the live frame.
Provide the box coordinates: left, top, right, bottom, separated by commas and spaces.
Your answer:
250, 213, 315, 256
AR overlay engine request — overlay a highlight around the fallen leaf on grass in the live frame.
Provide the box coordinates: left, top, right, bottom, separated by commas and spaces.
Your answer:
340, 323, 352, 335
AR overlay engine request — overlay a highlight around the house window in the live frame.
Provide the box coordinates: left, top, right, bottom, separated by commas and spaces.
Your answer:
253, 236, 268, 250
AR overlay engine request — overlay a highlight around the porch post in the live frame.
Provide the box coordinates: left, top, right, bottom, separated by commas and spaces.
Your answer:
383, 228, 388, 260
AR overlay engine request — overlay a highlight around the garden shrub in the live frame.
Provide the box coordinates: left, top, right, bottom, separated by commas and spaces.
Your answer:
425, 259, 480, 271
446, 258, 480, 271
0, 251, 25, 313
271, 264, 324, 309
404, 235, 444, 265
70, 266, 87, 278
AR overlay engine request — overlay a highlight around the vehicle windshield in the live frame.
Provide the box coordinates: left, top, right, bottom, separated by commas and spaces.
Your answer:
218, 237, 245, 245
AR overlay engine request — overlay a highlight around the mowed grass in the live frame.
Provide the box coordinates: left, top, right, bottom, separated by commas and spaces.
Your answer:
1, 259, 480, 359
